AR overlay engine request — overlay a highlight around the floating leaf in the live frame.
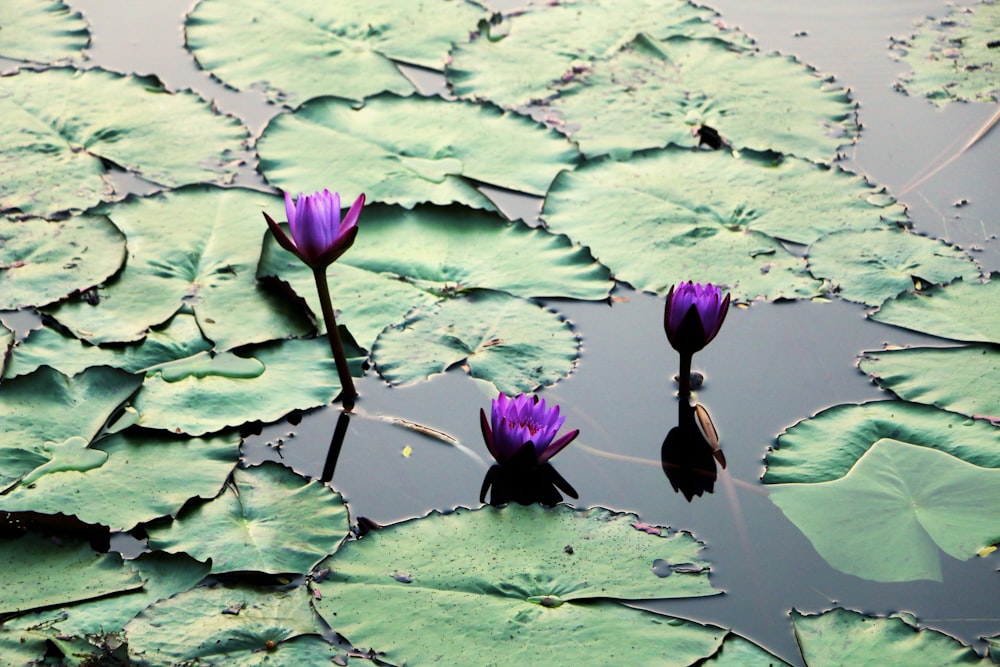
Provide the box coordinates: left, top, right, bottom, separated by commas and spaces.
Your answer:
44, 186, 312, 348
148, 462, 349, 574
313, 504, 721, 665
763, 401, 1000, 485
187, 0, 487, 105
860, 345, 1000, 421
807, 228, 980, 306
890, 1, 1000, 104
0, 0, 88, 67
547, 35, 855, 162
792, 608, 989, 664
258, 94, 579, 211
0, 215, 126, 309
870, 276, 1000, 343
373, 290, 578, 394
0, 430, 238, 531
702, 633, 792, 666
770, 438, 1000, 582
0, 68, 247, 217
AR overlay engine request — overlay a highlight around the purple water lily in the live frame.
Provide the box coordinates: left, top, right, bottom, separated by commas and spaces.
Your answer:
263, 189, 364, 270
480, 393, 579, 467
664, 281, 730, 355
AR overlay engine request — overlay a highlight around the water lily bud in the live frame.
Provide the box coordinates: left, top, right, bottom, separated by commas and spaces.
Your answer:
480, 393, 579, 468
263, 189, 364, 269
664, 281, 730, 355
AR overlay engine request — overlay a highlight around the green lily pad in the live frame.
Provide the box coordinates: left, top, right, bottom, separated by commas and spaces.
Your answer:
870, 276, 1000, 343
807, 228, 981, 306
132, 337, 351, 436
702, 633, 792, 666
0, 430, 238, 531
547, 34, 855, 162
372, 290, 578, 394
0, 215, 126, 309
44, 186, 312, 348
890, 1, 1000, 104
0, 0, 87, 67
860, 345, 1000, 421
0, 68, 247, 218
792, 608, 990, 665
125, 585, 334, 666
257, 94, 579, 211
764, 400, 1000, 485
771, 438, 1000, 582
147, 462, 349, 574
313, 504, 720, 665
0, 533, 142, 616
187, 0, 487, 105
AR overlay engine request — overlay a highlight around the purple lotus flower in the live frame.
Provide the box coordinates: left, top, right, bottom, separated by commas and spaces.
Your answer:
480, 393, 579, 468
263, 189, 364, 269
664, 281, 730, 355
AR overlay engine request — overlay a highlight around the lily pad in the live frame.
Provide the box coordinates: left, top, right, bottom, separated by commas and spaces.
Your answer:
372, 290, 578, 394
860, 345, 1000, 421
807, 228, 980, 306
0, 215, 126, 309
187, 0, 488, 105
770, 438, 1000, 582
44, 186, 312, 348
147, 462, 349, 574
257, 94, 579, 211
890, 1, 1000, 104
763, 400, 1000, 485
0, 68, 247, 218
0, 0, 88, 67
792, 608, 989, 665
547, 34, 855, 162
702, 633, 792, 666
0, 430, 239, 531
870, 276, 1000, 343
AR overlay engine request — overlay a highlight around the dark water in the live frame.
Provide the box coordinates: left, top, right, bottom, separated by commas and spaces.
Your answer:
45, 0, 1000, 663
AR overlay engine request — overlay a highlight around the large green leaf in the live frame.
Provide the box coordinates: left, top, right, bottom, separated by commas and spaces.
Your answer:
806, 228, 981, 307
125, 585, 336, 666
45, 186, 312, 348
147, 463, 349, 574
770, 438, 1000, 582
0, 430, 238, 531
547, 34, 855, 162
372, 290, 578, 394
257, 94, 580, 211
792, 608, 990, 665
132, 337, 350, 436
447, 0, 737, 107
764, 401, 1000, 485
0, 68, 247, 218
870, 276, 1000, 343
0, 0, 87, 66
0, 215, 126, 309
186, 0, 487, 105
860, 345, 1000, 421
890, 1, 999, 104
313, 504, 721, 665
0, 533, 142, 615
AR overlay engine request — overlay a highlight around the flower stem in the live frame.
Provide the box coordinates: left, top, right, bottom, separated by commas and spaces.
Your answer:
312, 267, 357, 411
678, 352, 693, 398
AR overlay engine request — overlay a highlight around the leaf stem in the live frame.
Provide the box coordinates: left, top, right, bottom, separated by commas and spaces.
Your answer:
678, 352, 693, 398
312, 267, 357, 411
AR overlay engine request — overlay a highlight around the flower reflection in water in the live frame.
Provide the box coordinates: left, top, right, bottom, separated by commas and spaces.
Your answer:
661, 398, 726, 502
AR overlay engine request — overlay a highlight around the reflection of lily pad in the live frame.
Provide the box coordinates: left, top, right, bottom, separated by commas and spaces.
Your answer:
870, 276, 1000, 344
0, 0, 88, 66
770, 438, 1000, 582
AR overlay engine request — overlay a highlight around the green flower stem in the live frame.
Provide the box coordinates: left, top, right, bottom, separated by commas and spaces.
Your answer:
312, 267, 358, 411
678, 352, 692, 398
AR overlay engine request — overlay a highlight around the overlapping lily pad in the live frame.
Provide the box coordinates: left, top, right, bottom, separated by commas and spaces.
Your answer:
0, 68, 247, 217
870, 276, 1000, 343
372, 290, 578, 394
257, 94, 580, 211
147, 462, 349, 574
0, 0, 88, 67
890, 1, 1000, 104
547, 34, 855, 162
313, 504, 721, 665
0, 214, 126, 309
806, 228, 980, 306
187, 0, 487, 105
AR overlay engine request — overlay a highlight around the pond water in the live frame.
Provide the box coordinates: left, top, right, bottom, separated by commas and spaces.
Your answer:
10, 0, 1000, 664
